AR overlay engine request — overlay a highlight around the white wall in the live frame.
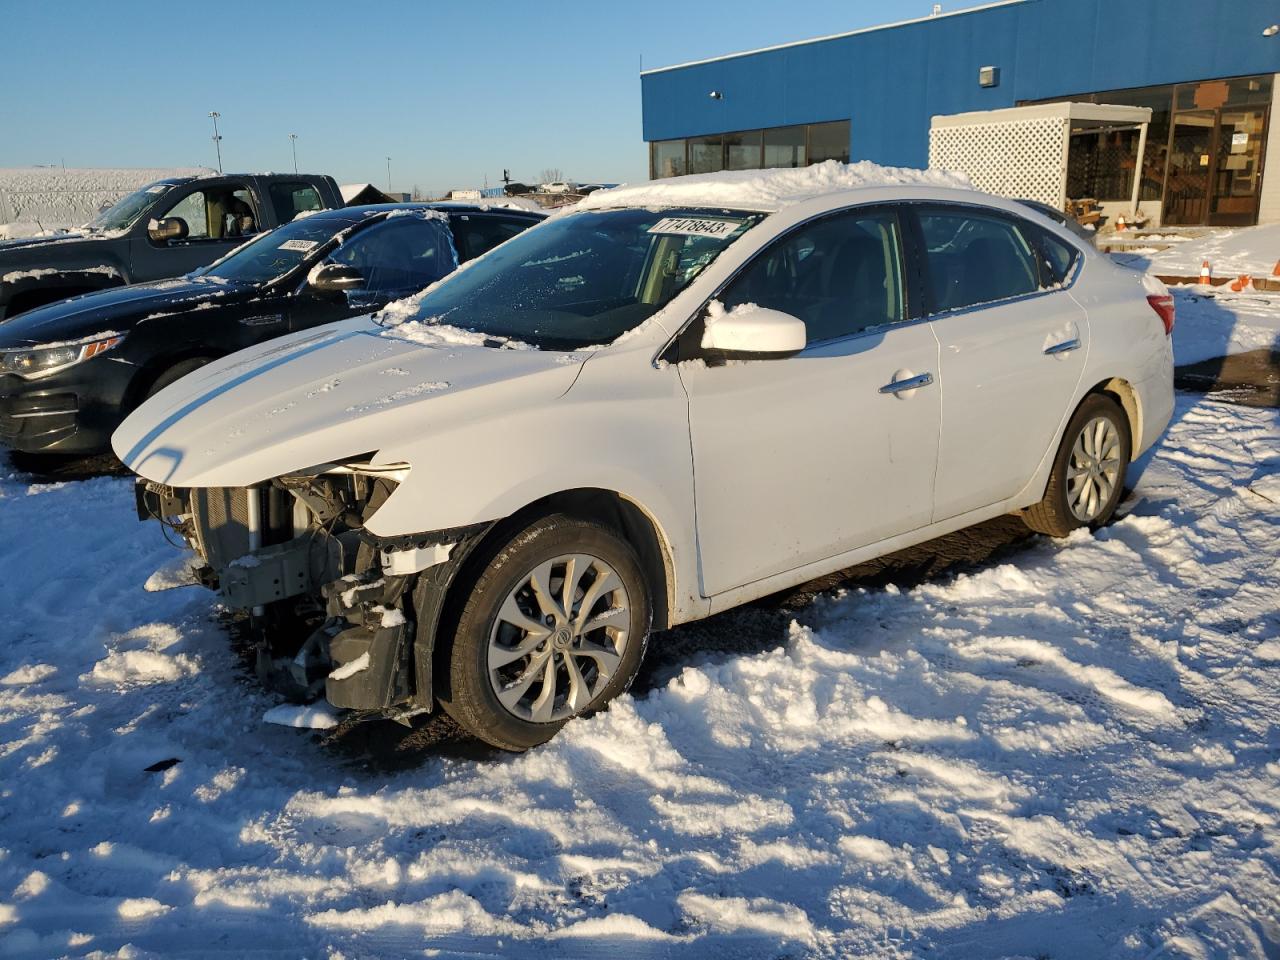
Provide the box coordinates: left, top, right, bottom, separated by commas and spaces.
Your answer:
1258, 74, 1280, 225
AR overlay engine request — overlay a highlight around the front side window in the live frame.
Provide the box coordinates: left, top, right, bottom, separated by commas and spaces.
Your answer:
387, 208, 762, 349
158, 186, 257, 241
918, 210, 1039, 313
326, 216, 457, 298
720, 209, 905, 345
269, 182, 323, 223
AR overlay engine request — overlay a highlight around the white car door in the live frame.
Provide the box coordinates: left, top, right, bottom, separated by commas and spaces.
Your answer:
677, 206, 941, 598
916, 206, 1090, 522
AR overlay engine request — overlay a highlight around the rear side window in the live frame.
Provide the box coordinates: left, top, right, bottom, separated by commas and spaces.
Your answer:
720, 208, 906, 345
451, 215, 536, 261
918, 210, 1039, 313
269, 182, 324, 224
1029, 226, 1081, 287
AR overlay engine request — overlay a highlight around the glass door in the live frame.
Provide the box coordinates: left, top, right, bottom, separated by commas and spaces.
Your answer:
1210, 108, 1268, 226
1164, 111, 1214, 225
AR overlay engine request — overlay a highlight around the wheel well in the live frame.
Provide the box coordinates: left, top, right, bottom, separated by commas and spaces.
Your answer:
1090, 377, 1141, 447
424, 487, 675, 707
499, 488, 674, 631
122, 351, 218, 415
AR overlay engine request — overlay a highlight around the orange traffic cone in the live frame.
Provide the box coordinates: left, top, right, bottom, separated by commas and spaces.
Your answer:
1272, 259, 1280, 277
1200, 260, 1212, 285
1230, 274, 1252, 292
1116, 215, 1127, 231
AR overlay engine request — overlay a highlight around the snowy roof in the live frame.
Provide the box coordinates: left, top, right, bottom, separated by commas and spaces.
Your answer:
575, 160, 972, 214
340, 183, 378, 202
932, 102, 1153, 129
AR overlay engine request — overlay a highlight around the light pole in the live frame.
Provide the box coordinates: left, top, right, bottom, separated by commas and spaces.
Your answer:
289, 134, 299, 174
386, 157, 392, 194
208, 111, 223, 173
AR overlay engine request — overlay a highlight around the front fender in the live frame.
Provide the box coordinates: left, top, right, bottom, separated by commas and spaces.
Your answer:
367, 350, 703, 621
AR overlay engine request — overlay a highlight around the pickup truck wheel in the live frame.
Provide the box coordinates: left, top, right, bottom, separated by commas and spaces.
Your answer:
1022, 393, 1131, 538
440, 514, 651, 751
144, 357, 212, 399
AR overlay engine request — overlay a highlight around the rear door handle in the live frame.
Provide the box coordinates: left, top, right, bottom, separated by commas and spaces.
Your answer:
1044, 337, 1081, 356
879, 372, 934, 395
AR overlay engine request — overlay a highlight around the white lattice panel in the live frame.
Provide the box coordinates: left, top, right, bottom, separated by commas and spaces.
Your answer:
929, 116, 1068, 207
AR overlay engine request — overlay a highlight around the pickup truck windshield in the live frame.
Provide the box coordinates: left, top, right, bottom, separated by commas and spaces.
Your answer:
385, 207, 761, 349
86, 182, 171, 233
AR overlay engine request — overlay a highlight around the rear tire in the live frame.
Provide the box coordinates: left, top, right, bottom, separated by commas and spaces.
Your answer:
1022, 393, 1131, 538
438, 514, 651, 751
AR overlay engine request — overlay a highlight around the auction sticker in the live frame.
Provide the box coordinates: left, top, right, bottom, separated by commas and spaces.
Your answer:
279, 239, 319, 252
648, 217, 743, 239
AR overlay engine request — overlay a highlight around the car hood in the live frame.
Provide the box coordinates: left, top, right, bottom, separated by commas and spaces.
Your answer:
0, 231, 90, 253
113, 315, 587, 488
0, 276, 250, 347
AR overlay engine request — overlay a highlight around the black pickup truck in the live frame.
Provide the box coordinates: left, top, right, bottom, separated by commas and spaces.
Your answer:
0, 173, 344, 320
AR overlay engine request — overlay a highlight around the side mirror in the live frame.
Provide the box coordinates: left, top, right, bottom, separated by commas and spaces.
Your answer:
308, 263, 364, 293
148, 217, 188, 243
701, 304, 806, 358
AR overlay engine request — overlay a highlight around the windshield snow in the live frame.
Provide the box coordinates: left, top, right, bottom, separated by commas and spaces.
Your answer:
384, 207, 762, 350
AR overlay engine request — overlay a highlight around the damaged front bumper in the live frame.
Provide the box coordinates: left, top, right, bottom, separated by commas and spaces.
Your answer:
135, 470, 488, 720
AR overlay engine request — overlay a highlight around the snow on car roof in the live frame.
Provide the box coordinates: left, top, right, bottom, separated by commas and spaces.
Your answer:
576, 160, 973, 213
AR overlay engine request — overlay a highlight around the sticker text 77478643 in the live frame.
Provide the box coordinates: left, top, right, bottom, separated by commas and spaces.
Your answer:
647, 217, 743, 240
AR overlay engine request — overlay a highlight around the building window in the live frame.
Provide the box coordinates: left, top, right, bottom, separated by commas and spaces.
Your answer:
649, 119, 850, 179
763, 125, 807, 168
807, 121, 851, 164
688, 135, 724, 174
651, 140, 686, 179
725, 130, 763, 170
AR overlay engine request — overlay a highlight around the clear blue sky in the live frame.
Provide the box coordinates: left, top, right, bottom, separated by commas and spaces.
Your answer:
3, 0, 984, 193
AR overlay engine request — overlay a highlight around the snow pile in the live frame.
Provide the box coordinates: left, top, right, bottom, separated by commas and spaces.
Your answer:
1169, 286, 1280, 364
578, 160, 972, 213
0, 167, 210, 233
1146, 224, 1280, 279
0, 394, 1277, 957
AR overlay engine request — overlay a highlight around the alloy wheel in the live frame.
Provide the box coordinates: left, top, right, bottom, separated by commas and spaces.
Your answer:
1067, 416, 1122, 522
487, 553, 631, 723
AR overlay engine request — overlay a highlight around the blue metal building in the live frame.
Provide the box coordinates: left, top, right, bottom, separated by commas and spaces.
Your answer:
640, 0, 1280, 225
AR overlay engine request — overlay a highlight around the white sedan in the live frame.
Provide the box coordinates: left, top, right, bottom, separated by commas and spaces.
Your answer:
115, 164, 1175, 751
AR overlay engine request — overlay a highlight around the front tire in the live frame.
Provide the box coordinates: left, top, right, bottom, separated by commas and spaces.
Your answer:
1022, 393, 1131, 538
439, 514, 651, 751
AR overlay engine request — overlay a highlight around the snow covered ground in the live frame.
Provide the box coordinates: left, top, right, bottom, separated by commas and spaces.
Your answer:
1141, 224, 1280, 280
0, 391, 1277, 959
1169, 286, 1280, 365
0, 167, 210, 237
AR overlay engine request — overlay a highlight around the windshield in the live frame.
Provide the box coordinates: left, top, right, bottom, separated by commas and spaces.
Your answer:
199, 215, 362, 285
86, 181, 174, 233
383, 207, 761, 349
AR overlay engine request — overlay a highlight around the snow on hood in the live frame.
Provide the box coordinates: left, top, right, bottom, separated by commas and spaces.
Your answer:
576, 160, 972, 213
113, 315, 584, 488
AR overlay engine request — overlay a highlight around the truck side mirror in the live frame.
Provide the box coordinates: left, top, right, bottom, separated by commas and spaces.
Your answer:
148, 217, 189, 243
308, 263, 364, 293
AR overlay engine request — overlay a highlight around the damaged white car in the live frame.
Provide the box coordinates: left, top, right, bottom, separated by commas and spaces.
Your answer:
115, 164, 1175, 751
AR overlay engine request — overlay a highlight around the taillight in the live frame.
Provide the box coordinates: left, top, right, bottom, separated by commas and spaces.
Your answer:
1146, 294, 1174, 336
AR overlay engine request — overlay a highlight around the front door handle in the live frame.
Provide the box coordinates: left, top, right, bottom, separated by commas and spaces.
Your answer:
1044, 337, 1081, 356
879, 371, 934, 395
